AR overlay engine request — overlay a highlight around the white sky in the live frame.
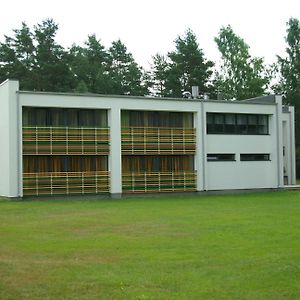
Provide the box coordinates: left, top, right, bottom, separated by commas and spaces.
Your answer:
1, 0, 300, 69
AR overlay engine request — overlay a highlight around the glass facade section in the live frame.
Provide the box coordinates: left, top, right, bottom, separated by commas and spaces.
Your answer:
207, 113, 269, 135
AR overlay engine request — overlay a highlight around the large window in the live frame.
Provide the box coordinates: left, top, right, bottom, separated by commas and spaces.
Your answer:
207, 113, 269, 135
122, 111, 193, 128
23, 107, 108, 127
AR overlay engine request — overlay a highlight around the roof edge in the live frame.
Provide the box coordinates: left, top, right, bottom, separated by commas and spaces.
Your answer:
18, 90, 276, 106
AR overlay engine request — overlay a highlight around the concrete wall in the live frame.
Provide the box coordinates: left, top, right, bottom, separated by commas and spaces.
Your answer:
203, 101, 280, 190
108, 108, 122, 196
19, 92, 202, 112
0, 84, 289, 196
282, 107, 296, 184
19, 91, 203, 195
0, 80, 20, 197
205, 136, 278, 190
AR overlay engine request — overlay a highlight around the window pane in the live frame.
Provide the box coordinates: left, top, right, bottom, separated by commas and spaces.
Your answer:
215, 114, 224, 124
207, 113, 213, 124
258, 115, 268, 125
236, 114, 248, 134
237, 114, 247, 125
51, 109, 62, 126
224, 114, 236, 133
248, 115, 258, 125
258, 115, 268, 134
225, 114, 235, 124
67, 109, 78, 127
35, 109, 47, 126
247, 115, 258, 134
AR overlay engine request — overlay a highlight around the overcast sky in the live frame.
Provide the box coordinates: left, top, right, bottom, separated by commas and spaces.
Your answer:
1, 0, 300, 69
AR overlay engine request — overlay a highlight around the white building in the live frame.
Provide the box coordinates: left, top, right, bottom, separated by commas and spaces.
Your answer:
0, 79, 296, 198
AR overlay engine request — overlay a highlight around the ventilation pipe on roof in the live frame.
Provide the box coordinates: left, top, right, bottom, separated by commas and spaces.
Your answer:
192, 86, 199, 99
203, 93, 210, 100
217, 91, 224, 100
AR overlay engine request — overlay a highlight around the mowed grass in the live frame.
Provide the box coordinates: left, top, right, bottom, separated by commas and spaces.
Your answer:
1, 192, 300, 299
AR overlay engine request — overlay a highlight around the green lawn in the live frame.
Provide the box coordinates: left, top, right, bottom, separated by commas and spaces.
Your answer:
1, 191, 300, 300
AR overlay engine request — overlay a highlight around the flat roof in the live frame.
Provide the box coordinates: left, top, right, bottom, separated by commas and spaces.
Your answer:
17, 90, 278, 106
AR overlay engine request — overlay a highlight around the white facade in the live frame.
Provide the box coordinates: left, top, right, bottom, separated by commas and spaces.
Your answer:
0, 79, 296, 197
204, 98, 284, 190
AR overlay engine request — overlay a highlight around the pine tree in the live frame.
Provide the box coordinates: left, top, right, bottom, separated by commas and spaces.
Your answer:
148, 53, 170, 97
69, 35, 112, 94
108, 39, 147, 95
167, 29, 214, 97
0, 22, 35, 89
0, 19, 74, 91
33, 19, 74, 91
215, 25, 269, 100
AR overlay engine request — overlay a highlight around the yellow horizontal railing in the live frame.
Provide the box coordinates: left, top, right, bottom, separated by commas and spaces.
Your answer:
23, 171, 110, 196
23, 126, 110, 155
122, 171, 197, 193
121, 127, 196, 154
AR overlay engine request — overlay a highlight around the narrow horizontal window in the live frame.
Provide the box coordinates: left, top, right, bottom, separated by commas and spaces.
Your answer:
207, 154, 235, 162
240, 154, 270, 161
